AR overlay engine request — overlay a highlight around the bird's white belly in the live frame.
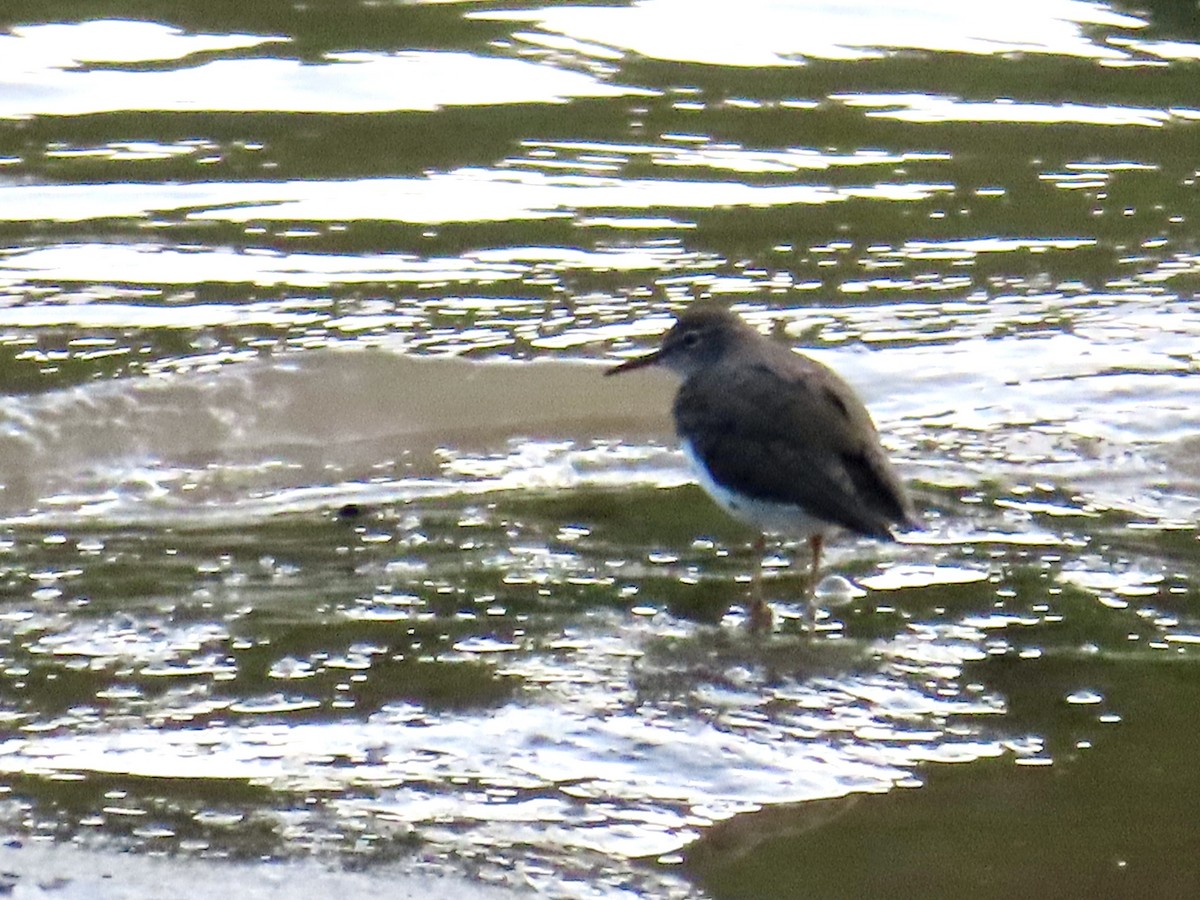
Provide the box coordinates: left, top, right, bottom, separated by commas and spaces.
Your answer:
681, 440, 830, 538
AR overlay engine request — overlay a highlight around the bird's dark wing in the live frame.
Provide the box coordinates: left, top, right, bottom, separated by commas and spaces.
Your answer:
674, 351, 913, 538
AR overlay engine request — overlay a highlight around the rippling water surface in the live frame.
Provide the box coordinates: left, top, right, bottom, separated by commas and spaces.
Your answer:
1, 1, 1199, 897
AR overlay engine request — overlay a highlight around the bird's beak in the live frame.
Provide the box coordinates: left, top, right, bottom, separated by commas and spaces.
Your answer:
605, 349, 662, 376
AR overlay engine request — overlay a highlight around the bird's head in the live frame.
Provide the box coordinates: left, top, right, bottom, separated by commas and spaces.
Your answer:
606, 305, 746, 380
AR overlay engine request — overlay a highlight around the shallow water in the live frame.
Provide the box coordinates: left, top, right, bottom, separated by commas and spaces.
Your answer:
1, 1, 1199, 897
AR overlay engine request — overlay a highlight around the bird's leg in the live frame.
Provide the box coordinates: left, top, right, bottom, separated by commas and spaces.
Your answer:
748, 533, 773, 632
806, 533, 824, 635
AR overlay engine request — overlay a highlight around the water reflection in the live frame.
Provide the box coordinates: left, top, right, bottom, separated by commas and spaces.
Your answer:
3, 19, 283, 69
4, 480, 1192, 893
0, 569, 1011, 881
520, 140, 952, 175
0, 21, 646, 119
476, 0, 1147, 65
837, 93, 1189, 126
0, 169, 950, 225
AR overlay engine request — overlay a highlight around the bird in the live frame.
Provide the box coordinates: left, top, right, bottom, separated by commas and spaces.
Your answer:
606, 303, 916, 631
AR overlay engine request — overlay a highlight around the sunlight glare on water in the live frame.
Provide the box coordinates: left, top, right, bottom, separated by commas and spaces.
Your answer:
475, 0, 1147, 65
835, 93, 1195, 126
0, 171, 949, 225
0, 21, 647, 119
2, 19, 284, 69
0, 609, 1008, 886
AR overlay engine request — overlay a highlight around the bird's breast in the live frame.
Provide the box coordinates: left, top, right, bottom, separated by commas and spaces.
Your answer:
680, 440, 832, 537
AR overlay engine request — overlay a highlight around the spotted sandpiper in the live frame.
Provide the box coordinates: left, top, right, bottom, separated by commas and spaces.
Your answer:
607, 304, 915, 630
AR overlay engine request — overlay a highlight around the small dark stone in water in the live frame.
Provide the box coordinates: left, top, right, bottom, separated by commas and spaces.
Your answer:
337, 503, 363, 520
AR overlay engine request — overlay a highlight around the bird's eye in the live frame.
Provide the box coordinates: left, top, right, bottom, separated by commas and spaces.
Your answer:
681, 331, 701, 349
